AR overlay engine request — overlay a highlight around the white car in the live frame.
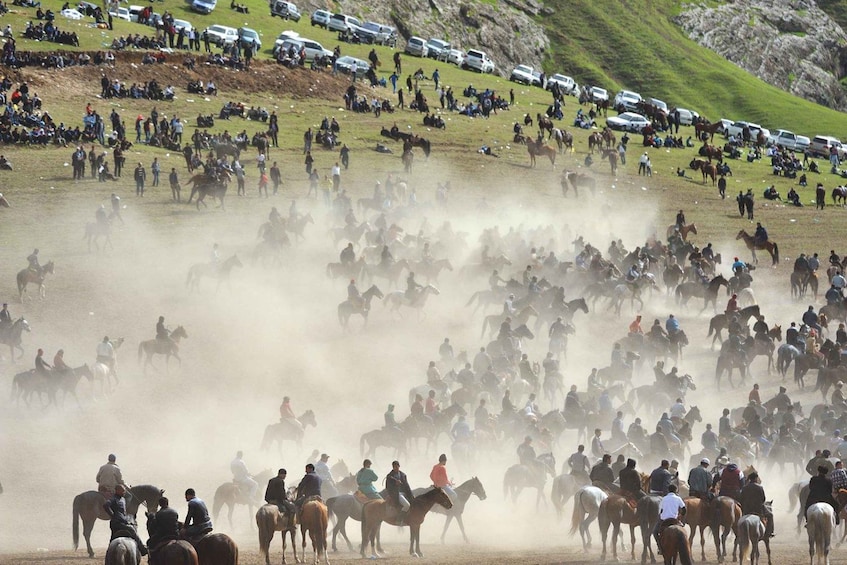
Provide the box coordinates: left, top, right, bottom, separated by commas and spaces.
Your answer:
589, 86, 609, 103
273, 30, 300, 52
335, 56, 369, 77
613, 90, 642, 113
607, 112, 650, 133
205, 24, 238, 46
510, 65, 540, 86
725, 120, 758, 139
172, 19, 194, 34
310, 9, 331, 28
463, 49, 495, 73
437, 48, 465, 66
109, 6, 131, 21
675, 108, 699, 126
405, 36, 428, 57
425, 38, 450, 59
546, 74, 578, 95
61, 8, 83, 19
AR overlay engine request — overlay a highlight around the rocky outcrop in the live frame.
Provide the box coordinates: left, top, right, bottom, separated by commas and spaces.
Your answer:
675, 0, 847, 111
307, 0, 550, 77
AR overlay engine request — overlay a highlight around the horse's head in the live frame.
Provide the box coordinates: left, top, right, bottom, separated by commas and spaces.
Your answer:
687, 405, 701, 420
302, 409, 317, 427
17, 318, 30, 332
735, 230, 746, 240
43, 261, 55, 274
172, 326, 188, 339
112, 337, 125, 349
470, 476, 487, 500
431, 487, 453, 510
80, 363, 94, 381
770, 325, 782, 341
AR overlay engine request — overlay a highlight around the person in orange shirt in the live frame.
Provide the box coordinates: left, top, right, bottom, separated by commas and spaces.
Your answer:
628, 315, 643, 335
429, 454, 455, 502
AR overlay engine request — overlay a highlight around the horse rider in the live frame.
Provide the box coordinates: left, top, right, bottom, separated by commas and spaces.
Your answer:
738, 471, 776, 539
715, 460, 744, 500
826, 284, 843, 306
347, 279, 364, 310
649, 459, 674, 496
425, 389, 439, 417
567, 445, 590, 480
731, 256, 747, 274
426, 361, 446, 394
96, 204, 108, 227
420, 242, 433, 265
751, 315, 769, 343
675, 209, 686, 229
564, 385, 582, 418
590, 454, 617, 493
610, 342, 629, 371
503, 293, 517, 315
145, 496, 179, 557
411, 394, 425, 420
0, 302, 10, 330
803, 305, 823, 335
181, 488, 213, 540
53, 349, 70, 375
626, 263, 640, 282
230, 451, 259, 502
210, 243, 220, 266
380, 245, 394, 268
340, 242, 355, 267
156, 316, 172, 346
805, 465, 841, 525
279, 396, 303, 430
648, 318, 668, 345
26, 248, 40, 274
97, 454, 126, 497
430, 454, 456, 501
269, 206, 283, 226
264, 468, 295, 516
794, 253, 811, 285
97, 336, 116, 376
654, 484, 686, 553
725, 294, 740, 316
517, 435, 537, 468
406, 271, 423, 304
489, 269, 505, 290
754, 222, 768, 246
451, 415, 472, 444
104, 484, 148, 555
294, 463, 323, 517
619, 458, 645, 502
315, 454, 336, 495
702, 243, 715, 264
385, 460, 414, 523
34, 348, 52, 378
688, 458, 714, 504
356, 459, 381, 500
627, 417, 647, 448
384, 404, 403, 434
666, 314, 681, 337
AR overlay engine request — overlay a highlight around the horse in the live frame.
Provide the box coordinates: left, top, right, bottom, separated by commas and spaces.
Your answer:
16, 261, 55, 301
137, 325, 188, 373
363, 258, 409, 288
527, 137, 556, 168
213, 470, 273, 529
360, 487, 452, 558
806, 502, 835, 565
712, 496, 743, 562
481, 305, 538, 339
286, 212, 314, 242
187, 171, 231, 210
708, 304, 760, 348
666, 223, 698, 241
683, 497, 723, 561
736, 230, 779, 266
832, 186, 847, 206
193, 532, 239, 565
156, 540, 198, 565
503, 453, 556, 507
551, 127, 573, 153
411, 476, 486, 543
715, 345, 748, 390
402, 147, 414, 173
660, 524, 693, 565
598, 493, 641, 561
570, 485, 607, 549
261, 410, 318, 452
299, 499, 329, 565
638, 494, 662, 564
384, 285, 440, 318
736, 510, 771, 565
338, 285, 384, 329
72, 484, 163, 557
0, 316, 30, 360
185, 255, 243, 293
695, 120, 725, 142
690, 159, 717, 184
675, 274, 728, 312
85, 221, 113, 252
105, 537, 140, 565
588, 131, 603, 153
410, 258, 453, 285
327, 485, 383, 552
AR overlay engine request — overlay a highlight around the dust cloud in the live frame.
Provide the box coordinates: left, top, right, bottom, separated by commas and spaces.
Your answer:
0, 156, 807, 559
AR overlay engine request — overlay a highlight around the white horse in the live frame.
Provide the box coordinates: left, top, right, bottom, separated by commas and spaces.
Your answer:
91, 338, 123, 397
105, 537, 140, 565
569, 485, 607, 550
807, 503, 835, 565
737, 512, 771, 565
384, 285, 440, 317
737, 287, 757, 308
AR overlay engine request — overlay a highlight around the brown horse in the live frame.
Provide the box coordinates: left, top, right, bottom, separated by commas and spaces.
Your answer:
712, 496, 742, 562
137, 325, 188, 373
526, 138, 556, 168
736, 230, 780, 266
537, 113, 553, 137
157, 540, 198, 565
588, 131, 603, 154
661, 524, 693, 565
700, 143, 724, 163
257, 504, 297, 565
683, 497, 722, 561
402, 147, 414, 173
186, 171, 231, 210
667, 223, 698, 241
695, 120, 724, 142
213, 469, 273, 528
194, 533, 238, 565
602, 127, 616, 148
598, 494, 639, 561
299, 499, 329, 565
16, 261, 55, 301
360, 487, 452, 558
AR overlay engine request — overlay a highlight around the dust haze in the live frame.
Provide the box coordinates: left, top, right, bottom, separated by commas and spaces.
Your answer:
0, 155, 808, 559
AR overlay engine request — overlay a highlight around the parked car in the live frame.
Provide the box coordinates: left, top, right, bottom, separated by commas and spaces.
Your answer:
405, 36, 428, 57
270, 0, 300, 21
606, 112, 650, 133
725, 120, 757, 139
335, 56, 369, 77
238, 27, 262, 51
204, 24, 238, 46
299, 38, 332, 61
647, 97, 668, 113
191, 0, 217, 15
358, 22, 396, 45
546, 74, 578, 95
327, 13, 362, 34
767, 129, 810, 152
613, 90, 642, 113
310, 9, 331, 28
510, 65, 540, 86
273, 29, 300, 53
438, 48, 465, 66
127, 4, 144, 21
425, 38, 450, 60
172, 19, 194, 34
109, 6, 131, 21
810, 135, 846, 159
674, 108, 699, 126
589, 86, 609, 103
273, 37, 303, 57
463, 49, 495, 73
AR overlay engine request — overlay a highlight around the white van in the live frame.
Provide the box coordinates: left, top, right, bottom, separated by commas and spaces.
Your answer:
270, 0, 300, 22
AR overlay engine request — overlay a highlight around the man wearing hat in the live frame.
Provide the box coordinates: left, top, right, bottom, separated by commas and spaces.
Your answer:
739, 472, 775, 536
619, 458, 644, 502
688, 458, 714, 502
264, 468, 294, 516
104, 484, 148, 555
97, 453, 126, 496
315, 453, 336, 498
805, 465, 840, 525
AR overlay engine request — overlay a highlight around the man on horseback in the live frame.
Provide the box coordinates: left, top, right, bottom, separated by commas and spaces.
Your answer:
675, 209, 686, 229
356, 459, 381, 500
26, 248, 40, 274
567, 445, 590, 480
230, 451, 259, 503
0, 303, 10, 329
340, 242, 355, 267
590, 454, 617, 493
754, 222, 768, 246
156, 316, 173, 347
104, 484, 148, 555
347, 279, 364, 311
384, 404, 403, 434
385, 461, 414, 523
654, 484, 686, 554
181, 488, 213, 539
279, 396, 303, 430
145, 496, 179, 557
53, 349, 70, 375
380, 245, 394, 269
264, 468, 294, 516
752, 315, 770, 343
97, 454, 126, 497
688, 458, 714, 501
619, 458, 645, 501
826, 284, 843, 306
430, 454, 456, 501
406, 272, 423, 304
97, 336, 116, 377
294, 463, 322, 518
34, 348, 51, 378
716, 461, 744, 500
740, 472, 776, 537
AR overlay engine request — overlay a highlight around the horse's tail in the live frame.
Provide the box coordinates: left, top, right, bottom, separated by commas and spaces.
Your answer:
10, 373, 18, 402
773, 242, 780, 264
551, 478, 564, 518
185, 266, 194, 288
674, 526, 693, 565
707, 319, 715, 337
212, 486, 225, 521
626, 387, 637, 406
257, 507, 273, 559
737, 522, 751, 565
480, 317, 489, 339
72, 493, 82, 550
569, 489, 582, 534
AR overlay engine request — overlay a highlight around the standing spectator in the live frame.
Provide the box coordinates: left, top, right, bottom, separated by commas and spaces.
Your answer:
303, 128, 312, 154
172, 117, 183, 144
432, 68, 440, 90
331, 162, 341, 192
134, 162, 146, 196
257, 152, 266, 174
151, 157, 160, 187
509, 88, 515, 106
113, 145, 123, 178
269, 111, 279, 147
169, 167, 180, 202
304, 151, 313, 175
88, 145, 97, 178
307, 169, 319, 199
350, 61, 358, 83
340, 144, 350, 169
389, 71, 398, 93
398, 89, 405, 109
638, 152, 648, 175
233, 160, 245, 196
258, 170, 269, 198
202, 29, 210, 53
270, 161, 281, 195
393, 51, 401, 74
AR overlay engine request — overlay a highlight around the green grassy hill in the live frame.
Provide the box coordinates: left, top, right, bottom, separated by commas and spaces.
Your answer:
538, 0, 847, 137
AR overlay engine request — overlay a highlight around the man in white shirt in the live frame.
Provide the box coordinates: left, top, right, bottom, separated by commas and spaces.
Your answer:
96, 336, 116, 376
331, 162, 341, 191
567, 445, 590, 479
654, 483, 686, 553
315, 453, 336, 497
669, 398, 686, 420
230, 451, 259, 501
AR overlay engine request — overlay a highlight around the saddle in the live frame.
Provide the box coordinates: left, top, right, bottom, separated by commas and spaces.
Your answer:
110, 528, 137, 541
658, 518, 681, 540
183, 527, 212, 545
354, 490, 375, 505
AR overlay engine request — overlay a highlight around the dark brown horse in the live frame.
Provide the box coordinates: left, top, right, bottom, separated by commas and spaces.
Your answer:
700, 143, 724, 162
661, 524, 693, 565
186, 171, 231, 210
194, 532, 238, 565
736, 230, 780, 266
683, 497, 722, 561
157, 540, 198, 565
691, 159, 717, 185
527, 138, 556, 168
695, 120, 725, 142
300, 499, 329, 565
361, 487, 452, 558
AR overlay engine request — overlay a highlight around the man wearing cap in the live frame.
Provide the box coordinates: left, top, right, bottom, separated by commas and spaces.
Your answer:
97, 453, 126, 496
182, 488, 213, 539
688, 458, 713, 502
265, 469, 294, 516
385, 460, 414, 522
315, 453, 336, 498
104, 484, 148, 555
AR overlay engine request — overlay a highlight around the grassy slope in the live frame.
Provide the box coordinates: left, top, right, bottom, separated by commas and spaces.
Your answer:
539, 0, 847, 137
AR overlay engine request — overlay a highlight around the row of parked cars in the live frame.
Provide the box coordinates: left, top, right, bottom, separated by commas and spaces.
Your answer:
404, 37, 495, 74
